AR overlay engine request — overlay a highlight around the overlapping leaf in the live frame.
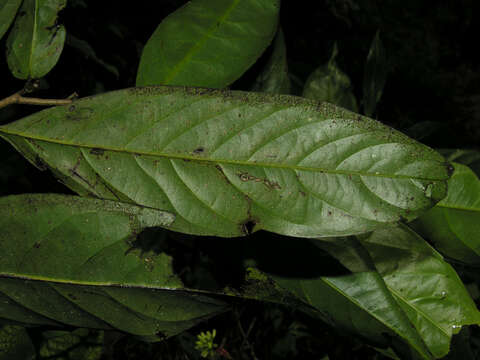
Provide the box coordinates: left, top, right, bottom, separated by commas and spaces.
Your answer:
412, 163, 480, 264
244, 225, 480, 359
242, 263, 432, 359
6, 0, 66, 79
136, 0, 280, 87
0, 86, 449, 237
358, 225, 480, 358
0, 194, 227, 339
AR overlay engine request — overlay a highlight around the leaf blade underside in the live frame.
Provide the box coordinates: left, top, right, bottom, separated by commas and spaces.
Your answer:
0, 86, 450, 238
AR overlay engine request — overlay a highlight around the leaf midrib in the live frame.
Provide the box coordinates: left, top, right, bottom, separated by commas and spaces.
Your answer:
161, 0, 241, 85
436, 203, 480, 212
311, 277, 432, 360
0, 129, 445, 181
28, 0, 39, 75
0, 273, 225, 299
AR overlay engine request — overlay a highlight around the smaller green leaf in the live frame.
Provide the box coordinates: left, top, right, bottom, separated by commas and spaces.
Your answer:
412, 163, 480, 264
302, 44, 358, 112
0, 0, 22, 41
6, 0, 67, 79
136, 0, 280, 88
363, 31, 387, 117
251, 28, 291, 95
0, 325, 35, 360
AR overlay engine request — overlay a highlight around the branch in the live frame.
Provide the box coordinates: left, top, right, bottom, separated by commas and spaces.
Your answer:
0, 91, 74, 110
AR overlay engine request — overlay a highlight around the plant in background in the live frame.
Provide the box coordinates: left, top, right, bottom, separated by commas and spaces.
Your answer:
195, 330, 218, 359
0, 0, 479, 359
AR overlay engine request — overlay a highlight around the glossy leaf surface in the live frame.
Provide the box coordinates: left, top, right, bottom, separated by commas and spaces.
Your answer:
244, 265, 432, 359
253, 225, 480, 359
302, 44, 358, 112
412, 163, 480, 264
0, 194, 227, 339
359, 225, 480, 358
0, 0, 22, 41
0, 86, 449, 237
136, 0, 280, 87
251, 28, 291, 94
6, 0, 66, 79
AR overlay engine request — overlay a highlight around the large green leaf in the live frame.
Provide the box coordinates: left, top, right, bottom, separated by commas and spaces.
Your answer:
6, 0, 66, 79
136, 0, 280, 87
302, 44, 358, 112
251, 28, 291, 95
0, 0, 22, 41
411, 163, 480, 264
0, 194, 227, 339
0, 86, 449, 237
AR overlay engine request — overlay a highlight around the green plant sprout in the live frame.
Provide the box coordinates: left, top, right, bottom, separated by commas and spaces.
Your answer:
195, 330, 218, 359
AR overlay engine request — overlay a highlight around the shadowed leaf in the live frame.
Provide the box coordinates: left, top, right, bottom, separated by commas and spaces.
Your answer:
363, 31, 387, 117
251, 28, 291, 95
302, 44, 358, 112
0, 194, 227, 339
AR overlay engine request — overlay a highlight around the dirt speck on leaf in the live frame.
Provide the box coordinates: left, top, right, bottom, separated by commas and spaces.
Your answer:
89, 148, 104, 156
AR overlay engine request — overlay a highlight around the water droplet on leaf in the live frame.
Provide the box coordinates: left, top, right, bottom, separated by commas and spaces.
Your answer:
425, 183, 433, 198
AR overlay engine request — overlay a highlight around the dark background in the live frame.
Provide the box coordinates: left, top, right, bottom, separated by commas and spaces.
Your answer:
1, 1, 479, 359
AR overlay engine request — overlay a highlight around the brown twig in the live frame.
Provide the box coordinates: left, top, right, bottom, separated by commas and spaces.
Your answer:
0, 90, 74, 110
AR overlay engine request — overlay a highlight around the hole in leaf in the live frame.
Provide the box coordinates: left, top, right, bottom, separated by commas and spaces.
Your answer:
241, 219, 257, 235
